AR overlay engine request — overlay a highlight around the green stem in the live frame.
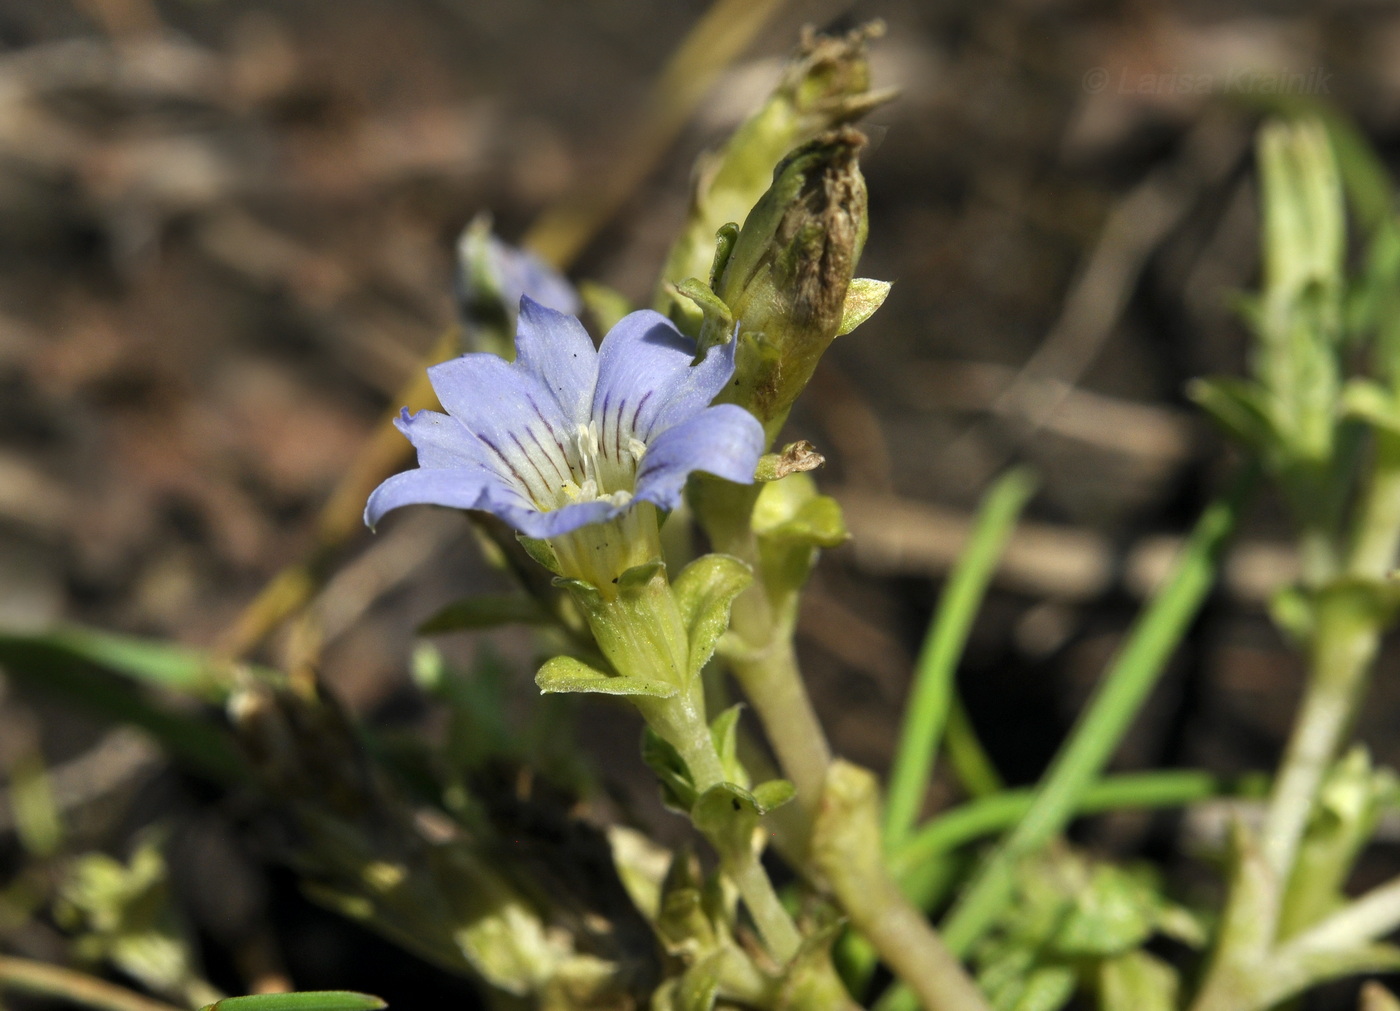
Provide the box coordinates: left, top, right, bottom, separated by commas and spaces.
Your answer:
0, 956, 187, 1011
884, 469, 1036, 848
938, 466, 1255, 957
1258, 587, 1382, 911
728, 630, 832, 816
590, 577, 803, 965
1349, 432, 1400, 579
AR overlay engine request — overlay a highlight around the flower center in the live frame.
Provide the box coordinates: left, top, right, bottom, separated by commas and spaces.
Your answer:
554, 420, 647, 510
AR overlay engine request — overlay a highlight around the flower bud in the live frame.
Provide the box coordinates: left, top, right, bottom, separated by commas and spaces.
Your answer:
712, 127, 872, 438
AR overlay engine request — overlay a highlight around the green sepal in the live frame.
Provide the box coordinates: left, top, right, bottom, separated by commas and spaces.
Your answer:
691, 782, 762, 858
752, 779, 797, 813
672, 554, 753, 681
535, 655, 676, 698
577, 280, 633, 334
200, 994, 386, 1011
762, 493, 848, 548
754, 440, 826, 482
552, 575, 603, 608
836, 277, 891, 336
752, 473, 849, 547
643, 728, 699, 812
708, 223, 740, 288
674, 277, 736, 363
709, 704, 747, 786
517, 534, 562, 575
416, 594, 547, 635
616, 559, 666, 593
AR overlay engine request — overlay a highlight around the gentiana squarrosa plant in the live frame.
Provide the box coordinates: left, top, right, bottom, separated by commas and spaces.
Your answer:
18, 23, 1400, 1011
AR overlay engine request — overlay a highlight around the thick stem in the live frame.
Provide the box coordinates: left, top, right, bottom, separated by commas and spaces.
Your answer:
1259, 590, 1380, 894
1349, 433, 1400, 579
815, 761, 992, 1011
728, 631, 832, 815
698, 478, 835, 819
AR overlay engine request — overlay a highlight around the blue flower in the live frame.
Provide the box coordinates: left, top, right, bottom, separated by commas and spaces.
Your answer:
365, 297, 765, 543
456, 228, 580, 321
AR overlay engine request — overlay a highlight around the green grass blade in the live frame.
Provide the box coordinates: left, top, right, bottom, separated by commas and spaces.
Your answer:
937, 464, 1257, 957
883, 467, 1036, 849
0, 634, 246, 783
944, 694, 1004, 798
201, 993, 386, 1011
892, 770, 1221, 889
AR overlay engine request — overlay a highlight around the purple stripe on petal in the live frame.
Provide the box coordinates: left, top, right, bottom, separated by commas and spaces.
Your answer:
634, 403, 764, 510
592, 310, 737, 442
515, 296, 598, 423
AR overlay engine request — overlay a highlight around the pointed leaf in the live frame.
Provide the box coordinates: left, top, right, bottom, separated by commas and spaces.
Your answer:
752, 779, 797, 814
709, 704, 746, 786
535, 655, 676, 698
672, 554, 752, 680
837, 278, 892, 336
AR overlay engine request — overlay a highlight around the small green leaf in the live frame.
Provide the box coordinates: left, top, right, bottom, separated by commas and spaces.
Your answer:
517, 534, 562, 574
416, 594, 547, 634
836, 277, 892, 336
691, 783, 761, 857
534, 655, 676, 698
672, 555, 752, 681
752, 779, 796, 814
674, 277, 736, 362
709, 705, 746, 786
643, 728, 698, 812
200, 993, 386, 1011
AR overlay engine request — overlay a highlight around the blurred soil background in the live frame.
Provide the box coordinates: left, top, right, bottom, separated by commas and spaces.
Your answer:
2, 0, 1400, 1006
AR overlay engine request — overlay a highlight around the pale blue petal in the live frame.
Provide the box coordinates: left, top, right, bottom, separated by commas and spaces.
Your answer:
592, 311, 738, 448
491, 237, 581, 316
514, 296, 598, 423
426, 354, 576, 507
499, 497, 626, 539
365, 467, 520, 528
394, 407, 492, 470
634, 404, 764, 510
